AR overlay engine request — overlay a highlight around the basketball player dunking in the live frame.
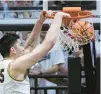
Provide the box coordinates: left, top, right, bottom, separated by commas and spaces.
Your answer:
0, 11, 70, 94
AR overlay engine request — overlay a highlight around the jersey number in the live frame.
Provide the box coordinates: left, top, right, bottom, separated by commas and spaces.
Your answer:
0, 69, 4, 83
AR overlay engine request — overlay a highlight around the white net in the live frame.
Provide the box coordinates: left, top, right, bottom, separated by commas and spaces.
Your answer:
55, 27, 80, 52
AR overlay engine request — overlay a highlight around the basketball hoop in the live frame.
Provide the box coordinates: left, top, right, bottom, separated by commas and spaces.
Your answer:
56, 20, 95, 52
44, 7, 93, 19
44, 7, 95, 52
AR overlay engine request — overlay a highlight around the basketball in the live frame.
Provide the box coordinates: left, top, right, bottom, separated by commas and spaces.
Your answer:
71, 20, 95, 40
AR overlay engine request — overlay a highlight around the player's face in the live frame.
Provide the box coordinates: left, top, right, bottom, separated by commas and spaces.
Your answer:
13, 39, 24, 57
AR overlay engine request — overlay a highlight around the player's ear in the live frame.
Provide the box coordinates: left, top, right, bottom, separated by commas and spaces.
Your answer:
10, 47, 16, 54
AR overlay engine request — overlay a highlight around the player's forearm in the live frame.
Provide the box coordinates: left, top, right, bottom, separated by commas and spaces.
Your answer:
43, 12, 70, 44
24, 20, 43, 49
43, 15, 62, 44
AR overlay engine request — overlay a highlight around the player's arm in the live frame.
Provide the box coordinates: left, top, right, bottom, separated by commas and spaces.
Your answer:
24, 11, 45, 50
10, 12, 70, 74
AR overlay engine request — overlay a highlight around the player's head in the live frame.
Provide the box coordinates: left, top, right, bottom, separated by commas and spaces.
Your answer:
0, 33, 24, 59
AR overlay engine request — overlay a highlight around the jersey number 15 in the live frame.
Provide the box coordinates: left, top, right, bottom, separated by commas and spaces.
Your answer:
0, 69, 4, 83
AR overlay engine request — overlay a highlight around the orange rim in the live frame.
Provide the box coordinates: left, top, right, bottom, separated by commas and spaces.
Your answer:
43, 7, 93, 19
44, 11, 93, 19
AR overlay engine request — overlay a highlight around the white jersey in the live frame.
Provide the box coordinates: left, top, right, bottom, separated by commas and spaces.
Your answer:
39, 48, 65, 94
39, 49, 65, 70
0, 60, 30, 94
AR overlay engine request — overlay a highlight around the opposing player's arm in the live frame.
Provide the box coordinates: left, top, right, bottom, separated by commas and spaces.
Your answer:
40, 50, 66, 74
40, 64, 59, 74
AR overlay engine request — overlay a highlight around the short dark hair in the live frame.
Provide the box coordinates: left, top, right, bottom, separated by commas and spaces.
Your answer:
0, 33, 19, 58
